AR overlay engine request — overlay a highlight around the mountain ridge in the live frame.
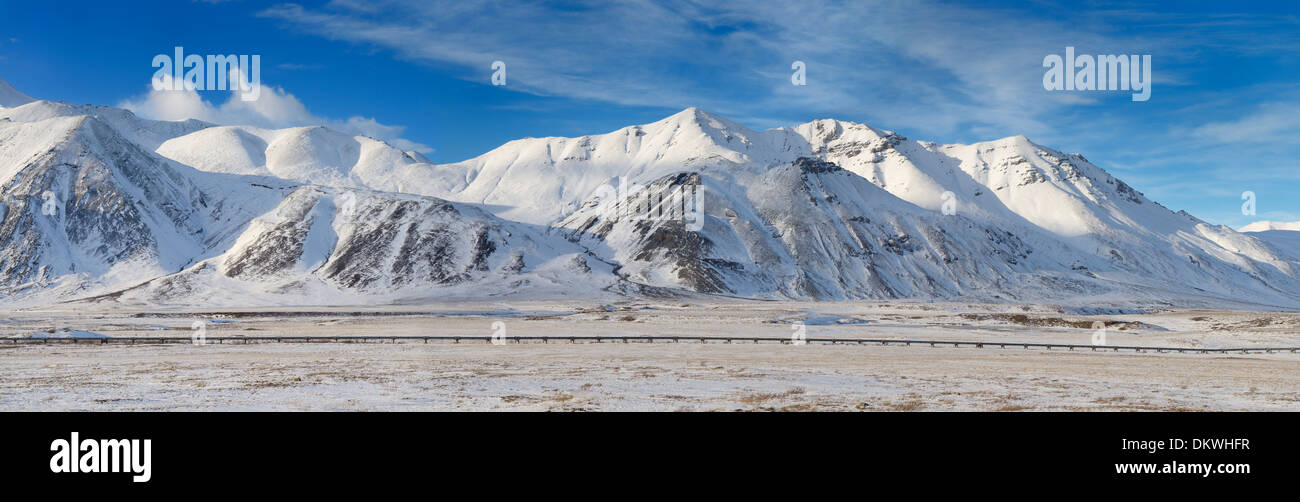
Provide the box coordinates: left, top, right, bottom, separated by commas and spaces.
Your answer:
0, 78, 35, 108
0, 76, 1296, 309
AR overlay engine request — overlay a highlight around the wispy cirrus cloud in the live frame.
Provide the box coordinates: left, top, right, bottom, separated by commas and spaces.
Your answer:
1192, 102, 1300, 144
252, 0, 1197, 144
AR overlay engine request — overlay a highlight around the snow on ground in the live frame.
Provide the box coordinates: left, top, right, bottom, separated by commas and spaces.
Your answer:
21, 328, 108, 339
2, 342, 1296, 412
1, 301, 1297, 411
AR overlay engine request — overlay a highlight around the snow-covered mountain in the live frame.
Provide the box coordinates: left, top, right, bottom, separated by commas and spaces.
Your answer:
2, 77, 1298, 308
555, 157, 1078, 300
101, 187, 618, 306
0, 80, 620, 306
0, 112, 290, 300
0, 78, 35, 108
155, 125, 438, 191
1241, 221, 1300, 262
1242, 221, 1300, 233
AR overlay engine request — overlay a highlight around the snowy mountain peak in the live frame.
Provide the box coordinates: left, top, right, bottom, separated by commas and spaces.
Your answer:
1241, 220, 1300, 232
658, 106, 754, 136
795, 118, 894, 141
0, 78, 36, 108
1239, 221, 1300, 262
790, 118, 899, 157
638, 106, 778, 163
991, 133, 1033, 145
0, 98, 211, 150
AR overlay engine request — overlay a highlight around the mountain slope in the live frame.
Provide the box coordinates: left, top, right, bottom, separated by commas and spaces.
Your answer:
155, 124, 443, 193
0, 99, 210, 150
1242, 221, 1300, 232
103, 187, 620, 306
0, 114, 288, 300
790, 118, 1300, 305
557, 157, 1095, 301
0, 78, 34, 108
0, 107, 618, 306
1241, 221, 1300, 262
405, 107, 810, 225
451, 109, 1300, 306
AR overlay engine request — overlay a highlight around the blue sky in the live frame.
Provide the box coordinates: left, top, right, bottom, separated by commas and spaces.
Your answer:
1, 0, 1297, 227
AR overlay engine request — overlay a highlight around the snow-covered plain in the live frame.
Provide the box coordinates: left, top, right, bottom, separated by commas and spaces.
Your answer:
1, 301, 1298, 411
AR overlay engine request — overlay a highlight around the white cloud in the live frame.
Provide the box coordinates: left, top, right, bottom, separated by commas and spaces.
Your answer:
1192, 102, 1300, 144
254, 0, 1177, 143
118, 74, 433, 153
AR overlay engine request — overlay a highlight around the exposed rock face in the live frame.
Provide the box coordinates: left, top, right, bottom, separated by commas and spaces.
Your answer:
0, 113, 607, 305
319, 194, 498, 289
223, 187, 506, 289
555, 158, 1087, 301
0, 116, 208, 290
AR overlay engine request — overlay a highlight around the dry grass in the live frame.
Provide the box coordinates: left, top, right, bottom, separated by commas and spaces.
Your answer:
958, 313, 1147, 330
738, 387, 805, 405
886, 400, 926, 411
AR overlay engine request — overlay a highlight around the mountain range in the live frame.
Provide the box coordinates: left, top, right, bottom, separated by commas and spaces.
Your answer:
2, 78, 1298, 309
